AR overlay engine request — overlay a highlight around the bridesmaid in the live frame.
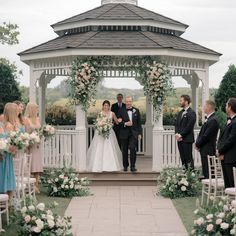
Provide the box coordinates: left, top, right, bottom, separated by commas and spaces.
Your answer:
13, 100, 25, 131
24, 103, 43, 194
0, 103, 18, 200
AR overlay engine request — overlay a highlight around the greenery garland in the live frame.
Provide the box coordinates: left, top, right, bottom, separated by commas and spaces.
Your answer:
69, 56, 173, 119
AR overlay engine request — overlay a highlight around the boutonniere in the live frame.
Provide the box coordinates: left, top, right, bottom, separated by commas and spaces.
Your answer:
132, 109, 136, 114
227, 119, 232, 125
182, 111, 187, 116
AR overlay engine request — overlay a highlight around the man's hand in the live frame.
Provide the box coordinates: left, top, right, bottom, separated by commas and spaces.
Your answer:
125, 121, 133, 127
117, 118, 122, 123
219, 155, 224, 161
138, 134, 142, 140
175, 133, 182, 142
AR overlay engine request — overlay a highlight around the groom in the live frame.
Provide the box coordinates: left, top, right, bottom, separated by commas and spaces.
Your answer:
117, 96, 142, 172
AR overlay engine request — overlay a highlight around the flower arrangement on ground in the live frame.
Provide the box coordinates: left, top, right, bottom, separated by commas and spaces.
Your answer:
157, 167, 201, 199
44, 166, 90, 198
94, 111, 113, 139
192, 197, 236, 235
14, 200, 72, 236
40, 124, 56, 140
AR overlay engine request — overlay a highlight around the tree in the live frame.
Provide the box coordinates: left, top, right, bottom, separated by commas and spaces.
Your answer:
215, 64, 236, 112
0, 63, 21, 113
0, 22, 19, 45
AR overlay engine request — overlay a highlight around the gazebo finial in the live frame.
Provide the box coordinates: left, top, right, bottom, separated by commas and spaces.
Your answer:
101, 0, 138, 5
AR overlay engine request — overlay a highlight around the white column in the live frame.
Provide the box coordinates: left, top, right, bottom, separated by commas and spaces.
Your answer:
38, 76, 47, 125
29, 65, 37, 103
152, 106, 164, 172
145, 98, 153, 156
75, 105, 87, 172
191, 74, 199, 127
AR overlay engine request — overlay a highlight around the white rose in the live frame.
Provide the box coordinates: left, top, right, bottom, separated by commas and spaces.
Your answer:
36, 203, 45, 211
194, 209, 199, 215
47, 215, 54, 221
47, 219, 55, 228
53, 201, 58, 206
206, 214, 213, 220
181, 186, 187, 192
59, 174, 64, 179
230, 229, 235, 235
21, 206, 27, 214
232, 200, 236, 208
196, 217, 204, 226
28, 205, 35, 211
55, 178, 58, 182
31, 216, 36, 221
70, 184, 74, 189
216, 218, 222, 225
35, 219, 44, 229
221, 222, 229, 230
191, 229, 196, 235
32, 226, 41, 233
206, 224, 214, 232
53, 187, 58, 192
61, 184, 65, 188
65, 185, 69, 189
218, 212, 225, 218
47, 210, 53, 216
24, 215, 31, 223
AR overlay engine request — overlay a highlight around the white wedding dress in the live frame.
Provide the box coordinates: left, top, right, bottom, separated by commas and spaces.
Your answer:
87, 111, 123, 172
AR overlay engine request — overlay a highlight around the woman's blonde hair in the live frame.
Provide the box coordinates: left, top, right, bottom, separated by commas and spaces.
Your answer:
25, 103, 39, 123
3, 103, 18, 126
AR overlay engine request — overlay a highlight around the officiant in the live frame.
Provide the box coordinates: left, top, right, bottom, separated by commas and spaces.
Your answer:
111, 94, 125, 148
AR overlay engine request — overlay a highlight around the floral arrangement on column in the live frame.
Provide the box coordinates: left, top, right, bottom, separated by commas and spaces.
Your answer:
141, 61, 173, 120
69, 58, 101, 111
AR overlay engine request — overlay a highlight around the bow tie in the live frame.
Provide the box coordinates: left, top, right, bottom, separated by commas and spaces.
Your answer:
227, 117, 232, 121
126, 108, 133, 111
205, 116, 208, 120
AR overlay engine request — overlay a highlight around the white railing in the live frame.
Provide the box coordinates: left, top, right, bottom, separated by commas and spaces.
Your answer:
161, 130, 201, 168
44, 126, 201, 169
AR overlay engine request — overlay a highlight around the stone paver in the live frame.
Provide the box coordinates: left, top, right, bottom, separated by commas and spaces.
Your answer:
65, 186, 188, 236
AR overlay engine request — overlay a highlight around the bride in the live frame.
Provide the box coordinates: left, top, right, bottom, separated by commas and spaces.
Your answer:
87, 100, 123, 172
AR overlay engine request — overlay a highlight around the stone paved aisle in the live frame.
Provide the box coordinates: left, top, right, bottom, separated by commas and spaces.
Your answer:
65, 186, 188, 236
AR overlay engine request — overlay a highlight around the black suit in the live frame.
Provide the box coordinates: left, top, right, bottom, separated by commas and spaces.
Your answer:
175, 107, 196, 169
195, 113, 219, 178
111, 102, 125, 148
117, 107, 142, 169
217, 116, 236, 188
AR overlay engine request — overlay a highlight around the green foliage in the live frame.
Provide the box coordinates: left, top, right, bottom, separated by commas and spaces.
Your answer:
215, 109, 227, 133
215, 64, 236, 111
0, 22, 19, 45
157, 167, 201, 199
45, 105, 75, 125
0, 63, 21, 113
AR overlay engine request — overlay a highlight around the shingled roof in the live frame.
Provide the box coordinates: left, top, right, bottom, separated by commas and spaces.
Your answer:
19, 31, 220, 56
51, 3, 188, 28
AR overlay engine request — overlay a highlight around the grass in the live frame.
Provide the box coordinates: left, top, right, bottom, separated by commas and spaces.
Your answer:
0, 186, 71, 236
172, 197, 198, 234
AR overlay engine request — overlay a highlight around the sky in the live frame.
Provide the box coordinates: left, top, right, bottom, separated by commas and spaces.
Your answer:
0, 0, 235, 89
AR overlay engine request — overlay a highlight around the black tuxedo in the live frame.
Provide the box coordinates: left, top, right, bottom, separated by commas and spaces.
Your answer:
111, 102, 125, 147
196, 113, 219, 178
217, 116, 236, 188
117, 107, 142, 169
175, 107, 196, 169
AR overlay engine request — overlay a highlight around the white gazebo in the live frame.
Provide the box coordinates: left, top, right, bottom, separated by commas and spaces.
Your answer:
19, 0, 221, 172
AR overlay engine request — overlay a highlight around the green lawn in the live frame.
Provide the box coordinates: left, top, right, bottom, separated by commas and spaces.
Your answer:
172, 197, 198, 234
0, 187, 71, 236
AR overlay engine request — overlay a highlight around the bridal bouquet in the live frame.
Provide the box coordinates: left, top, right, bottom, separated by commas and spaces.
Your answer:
14, 201, 72, 236
40, 125, 56, 140
9, 131, 30, 150
29, 131, 41, 148
0, 138, 9, 159
94, 112, 113, 139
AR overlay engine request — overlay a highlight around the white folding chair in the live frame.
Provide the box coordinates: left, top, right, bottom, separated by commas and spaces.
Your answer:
0, 194, 9, 232
13, 155, 26, 206
201, 155, 224, 205
225, 167, 236, 199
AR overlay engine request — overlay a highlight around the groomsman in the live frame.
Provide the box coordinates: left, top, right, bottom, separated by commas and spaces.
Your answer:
217, 98, 236, 188
195, 100, 219, 179
175, 95, 196, 169
111, 94, 125, 148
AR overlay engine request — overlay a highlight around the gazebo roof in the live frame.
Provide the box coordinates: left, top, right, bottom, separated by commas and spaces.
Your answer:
19, 31, 220, 56
51, 3, 188, 28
